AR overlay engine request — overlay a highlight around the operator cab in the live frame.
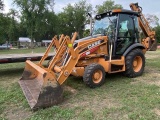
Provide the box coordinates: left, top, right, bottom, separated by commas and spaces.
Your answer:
93, 9, 140, 57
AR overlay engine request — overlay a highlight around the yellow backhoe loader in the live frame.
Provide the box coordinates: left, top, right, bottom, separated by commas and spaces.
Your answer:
19, 3, 157, 110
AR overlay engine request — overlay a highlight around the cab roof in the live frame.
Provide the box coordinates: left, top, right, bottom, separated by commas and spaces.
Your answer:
112, 9, 139, 16
95, 9, 139, 20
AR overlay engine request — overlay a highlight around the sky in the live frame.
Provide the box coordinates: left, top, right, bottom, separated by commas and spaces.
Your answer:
3, 0, 160, 21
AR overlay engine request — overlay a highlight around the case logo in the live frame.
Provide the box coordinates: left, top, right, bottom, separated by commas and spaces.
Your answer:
88, 41, 101, 49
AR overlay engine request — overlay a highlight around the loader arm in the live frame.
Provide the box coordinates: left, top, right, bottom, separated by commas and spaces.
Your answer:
39, 34, 64, 65
49, 33, 107, 85
130, 3, 157, 51
19, 32, 109, 110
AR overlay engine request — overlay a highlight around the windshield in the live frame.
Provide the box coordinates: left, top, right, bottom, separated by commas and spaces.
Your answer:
92, 15, 117, 36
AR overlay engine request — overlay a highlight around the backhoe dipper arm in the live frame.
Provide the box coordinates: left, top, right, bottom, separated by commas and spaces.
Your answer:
130, 3, 157, 51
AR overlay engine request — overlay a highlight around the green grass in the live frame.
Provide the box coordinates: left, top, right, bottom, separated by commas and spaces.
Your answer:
0, 47, 54, 54
0, 50, 160, 120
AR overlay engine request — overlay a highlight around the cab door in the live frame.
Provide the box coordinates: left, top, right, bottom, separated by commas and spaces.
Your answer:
115, 14, 139, 55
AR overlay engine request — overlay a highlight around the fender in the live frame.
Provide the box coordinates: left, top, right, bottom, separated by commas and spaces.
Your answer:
123, 43, 145, 56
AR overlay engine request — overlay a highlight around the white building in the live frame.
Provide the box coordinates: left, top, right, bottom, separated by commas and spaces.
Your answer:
18, 37, 36, 48
42, 40, 52, 47
18, 37, 32, 42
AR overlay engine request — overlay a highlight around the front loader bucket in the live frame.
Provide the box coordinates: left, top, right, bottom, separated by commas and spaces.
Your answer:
19, 60, 63, 110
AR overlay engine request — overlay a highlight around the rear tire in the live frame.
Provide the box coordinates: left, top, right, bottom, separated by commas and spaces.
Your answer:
83, 63, 106, 88
124, 49, 145, 78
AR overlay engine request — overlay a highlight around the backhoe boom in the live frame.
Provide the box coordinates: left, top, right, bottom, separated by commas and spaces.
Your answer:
130, 3, 157, 51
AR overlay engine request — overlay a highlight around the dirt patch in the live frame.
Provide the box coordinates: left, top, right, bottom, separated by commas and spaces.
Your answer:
59, 84, 122, 119
61, 92, 122, 119
130, 67, 160, 86
91, 96, 122, 110
4, 105, 32, 120
153, 108, 160, 116
61, 93, 121, 111
103, 111, 129, 120
146, 55, 160, 59
63, 85, 78, 94
145, 51, 160, 59
0, 77, 18, 88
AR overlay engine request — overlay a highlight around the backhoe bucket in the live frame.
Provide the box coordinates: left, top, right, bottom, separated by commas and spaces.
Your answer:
19, 60, 63, 110
149, 40, 157, 51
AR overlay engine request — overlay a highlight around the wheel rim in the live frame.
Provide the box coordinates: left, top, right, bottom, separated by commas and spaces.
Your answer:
133, 56, 142, 72
92, 70, 103, 84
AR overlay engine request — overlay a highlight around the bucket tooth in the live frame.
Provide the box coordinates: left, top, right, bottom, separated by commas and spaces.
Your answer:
19, 60, 63, 110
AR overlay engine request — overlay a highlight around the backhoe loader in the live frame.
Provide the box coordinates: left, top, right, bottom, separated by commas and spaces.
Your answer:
19, 3, 157, 110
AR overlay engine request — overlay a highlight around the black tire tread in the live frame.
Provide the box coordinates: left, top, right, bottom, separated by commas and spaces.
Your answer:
124, 49, 145, 78
83, 63, 106, 88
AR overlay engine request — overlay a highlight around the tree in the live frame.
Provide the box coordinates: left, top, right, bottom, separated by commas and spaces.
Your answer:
6, 9, 20, 42
13, 0, 55, 47
0, 1, 21, 44
58, 4, 77, 36
83, 29, 90, 37
0, 0, 4, 44
48, 0, 55, 12
145, 14, 160, 43
145, 14, 159, 27
95, 0, 123, 14
42, 11, 59, 40
154, 25, 160, 43
58, 0, 92, 38
73, 1, 92, 38
0, 0, 4, 11
0, 15, 8, 44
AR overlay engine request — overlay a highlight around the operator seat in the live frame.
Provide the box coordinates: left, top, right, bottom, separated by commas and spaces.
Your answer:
116, 20, 134, 54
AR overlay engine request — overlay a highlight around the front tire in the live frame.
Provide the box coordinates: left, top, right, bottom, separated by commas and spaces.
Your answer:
83, 63, 106, 88
124, 49, 145, 78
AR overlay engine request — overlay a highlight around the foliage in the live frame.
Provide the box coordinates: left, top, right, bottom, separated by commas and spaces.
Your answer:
7, 9, 20, 42
13, 0, 53, 43
0, 9, 21, 44
83, 29, 90, 37
95, 0, 123, 14
0, 0, 4, 11
145, 14, 159, 27
154, 25, 160, 43
145, 14, 160, 43
0, 0, 160, 45
58, 0, 92, 38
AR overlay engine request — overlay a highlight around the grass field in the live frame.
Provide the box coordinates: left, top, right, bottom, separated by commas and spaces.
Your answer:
0, 47, 49, 54
0, 49, 160, 120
